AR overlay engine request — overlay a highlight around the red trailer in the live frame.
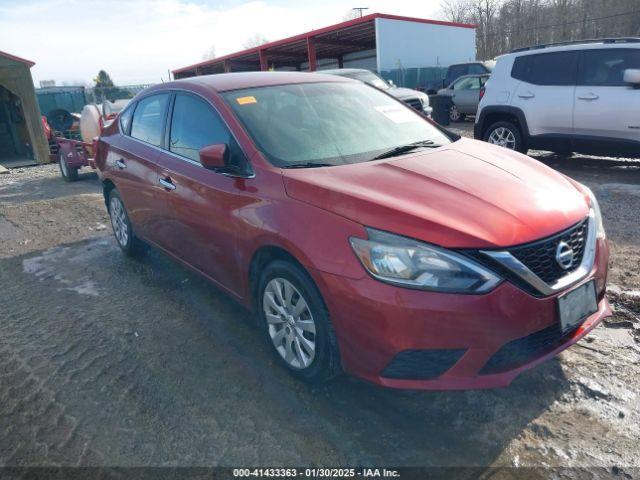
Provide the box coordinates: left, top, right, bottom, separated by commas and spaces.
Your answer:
43, 101, 127, 182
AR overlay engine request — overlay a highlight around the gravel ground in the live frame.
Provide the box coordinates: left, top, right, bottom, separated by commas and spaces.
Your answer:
0, 135, 639, 476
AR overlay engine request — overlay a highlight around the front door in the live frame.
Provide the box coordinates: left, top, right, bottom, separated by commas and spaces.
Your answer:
451, 76, 482, 115
155, 92, 254, 295
573, 48, 640, 146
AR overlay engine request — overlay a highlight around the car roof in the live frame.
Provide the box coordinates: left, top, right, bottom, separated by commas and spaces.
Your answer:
318, 68, 373, 75
144, 71, 353, 96
507, 38, 640, 57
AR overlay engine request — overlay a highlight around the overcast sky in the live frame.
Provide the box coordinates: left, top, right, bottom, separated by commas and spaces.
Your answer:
0, 0, 443, 86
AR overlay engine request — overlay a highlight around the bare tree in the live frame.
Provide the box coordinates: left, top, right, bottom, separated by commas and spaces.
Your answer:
242, 33, 270, 49
440, 0, 640, 59
201, 45, 217, 61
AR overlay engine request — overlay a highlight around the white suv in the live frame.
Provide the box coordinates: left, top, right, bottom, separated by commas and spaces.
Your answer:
474, 39, 640, 157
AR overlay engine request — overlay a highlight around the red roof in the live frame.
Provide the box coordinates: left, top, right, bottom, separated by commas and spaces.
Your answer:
0, 50, 35, 67
173, 12, 476, 76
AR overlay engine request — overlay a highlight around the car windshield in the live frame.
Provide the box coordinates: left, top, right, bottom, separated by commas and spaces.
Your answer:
222, 82, 451, 168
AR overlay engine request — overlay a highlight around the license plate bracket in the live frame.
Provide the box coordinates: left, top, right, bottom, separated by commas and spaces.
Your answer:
557, 280, 598, 333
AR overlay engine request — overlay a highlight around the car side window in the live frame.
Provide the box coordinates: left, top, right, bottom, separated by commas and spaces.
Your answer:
169, 93, 248, 172
454, 77, 481, 90
119, 104, 135, 135
511, 51, 579, 86
578, 49, 640, 87
130, 94, 169, 147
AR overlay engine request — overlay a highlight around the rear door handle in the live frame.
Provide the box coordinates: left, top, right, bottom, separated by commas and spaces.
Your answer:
578, 93, 599, 101
518, 92, 535, 99
115, 159, 126, 169
159, 177, 176, 191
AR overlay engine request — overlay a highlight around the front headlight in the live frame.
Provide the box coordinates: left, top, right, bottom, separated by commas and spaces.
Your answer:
584, 186, 605, 239
350, 228, 502, 293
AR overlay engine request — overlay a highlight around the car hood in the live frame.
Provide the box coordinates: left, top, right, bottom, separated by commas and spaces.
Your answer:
391, 87, 426, 101
282, 138, 589, 249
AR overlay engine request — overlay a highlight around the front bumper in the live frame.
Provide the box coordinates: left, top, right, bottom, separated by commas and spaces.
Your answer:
316, 240, 610, 390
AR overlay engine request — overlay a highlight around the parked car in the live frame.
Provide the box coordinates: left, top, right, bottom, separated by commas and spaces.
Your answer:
475, 38, 640, 156
440, 60, 495, 92
437, 73, 490, 122
96, 71, 610, 390
320, 68, 432, 116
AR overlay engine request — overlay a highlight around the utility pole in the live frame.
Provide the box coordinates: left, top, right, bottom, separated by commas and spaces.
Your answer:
352, 7, 369, 18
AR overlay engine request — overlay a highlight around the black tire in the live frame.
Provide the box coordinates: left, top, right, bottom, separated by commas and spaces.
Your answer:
58, 152, 79, 182
107, 189, 146, 256
257, 260, 341, 383
483, 120, 526, 154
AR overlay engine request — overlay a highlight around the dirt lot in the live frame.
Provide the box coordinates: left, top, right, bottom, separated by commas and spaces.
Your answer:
1, 128, 639, 476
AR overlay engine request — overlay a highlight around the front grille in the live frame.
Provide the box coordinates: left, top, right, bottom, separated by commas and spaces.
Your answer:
381, 348, 466, 380
508, 219, 588, 284
403, 98, 423, 111
480, 322, 580, 375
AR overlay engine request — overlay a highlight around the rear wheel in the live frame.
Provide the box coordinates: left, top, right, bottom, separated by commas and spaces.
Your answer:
58, 151, 78, 182
484, 120, 526, 153
107, 189, 146, 256
449, 104, 465, 122
258, 260, 341, 383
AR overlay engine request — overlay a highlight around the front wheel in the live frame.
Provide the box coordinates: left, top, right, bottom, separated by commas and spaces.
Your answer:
483, 121, 526, 153
58, 151, 78, 182
258, 260, 341, 383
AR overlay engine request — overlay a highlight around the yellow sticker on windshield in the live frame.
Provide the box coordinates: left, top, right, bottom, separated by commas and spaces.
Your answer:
236, 96, 257, 105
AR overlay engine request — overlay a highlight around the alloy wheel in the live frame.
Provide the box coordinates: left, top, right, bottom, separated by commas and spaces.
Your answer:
488, 127, 516, 149
449, 105, 461, 122
109, 196, 129, 247
263, 277, 316, 369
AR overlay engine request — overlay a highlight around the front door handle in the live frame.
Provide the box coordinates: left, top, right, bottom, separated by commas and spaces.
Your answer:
159, 177, 176, 191
518, 92, 535, 99
578, 93, 599, 101
115, 159, 127, 169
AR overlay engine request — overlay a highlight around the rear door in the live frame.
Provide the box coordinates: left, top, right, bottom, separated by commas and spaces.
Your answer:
573, 48, 640, 144
108, 93, 170, 240
510, 50, 579, 138
154, 92, 253, 294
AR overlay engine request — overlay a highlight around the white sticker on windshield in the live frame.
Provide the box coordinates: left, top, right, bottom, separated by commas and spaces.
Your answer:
374, 105, 418, 124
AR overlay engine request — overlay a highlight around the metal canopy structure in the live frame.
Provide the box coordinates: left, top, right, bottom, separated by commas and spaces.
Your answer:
173, 13, 475, 79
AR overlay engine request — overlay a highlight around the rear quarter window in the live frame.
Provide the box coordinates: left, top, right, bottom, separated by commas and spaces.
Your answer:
119, 104, 135, 135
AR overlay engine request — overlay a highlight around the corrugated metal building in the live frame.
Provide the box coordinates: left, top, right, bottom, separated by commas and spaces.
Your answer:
0, 51, 49, 166
173, 13, 476, 90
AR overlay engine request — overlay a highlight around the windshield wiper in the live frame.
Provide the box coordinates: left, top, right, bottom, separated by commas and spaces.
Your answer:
282, 162, 334, 169
371, 140, 441, 160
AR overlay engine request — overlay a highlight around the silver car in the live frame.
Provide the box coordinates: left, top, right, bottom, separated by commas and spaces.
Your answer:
320, 68, 432, 117
438, 74, 490, 122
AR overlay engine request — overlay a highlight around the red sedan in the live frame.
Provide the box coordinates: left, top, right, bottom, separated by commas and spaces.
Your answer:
95, 72, 611, 389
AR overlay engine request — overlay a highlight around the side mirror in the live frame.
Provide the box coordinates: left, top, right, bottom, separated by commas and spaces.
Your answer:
199, 144, 228, 170
624, 69, 640, 86
387, 79, 395, 87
